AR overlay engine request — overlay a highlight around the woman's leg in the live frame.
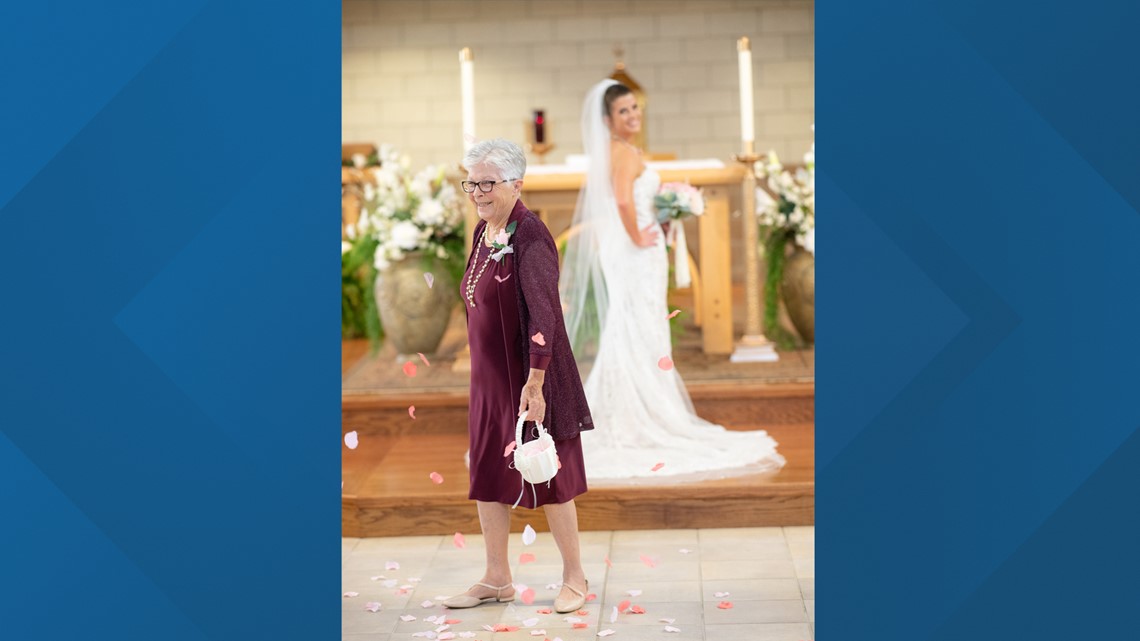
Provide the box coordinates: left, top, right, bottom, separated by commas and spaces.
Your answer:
459, 500, 514, 599
543, 499, 588, 599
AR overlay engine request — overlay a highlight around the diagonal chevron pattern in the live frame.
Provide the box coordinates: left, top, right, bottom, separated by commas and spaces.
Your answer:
0, 3, 341, 639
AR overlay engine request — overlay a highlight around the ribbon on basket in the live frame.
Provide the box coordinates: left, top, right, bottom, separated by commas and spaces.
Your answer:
668, 222, 691, 289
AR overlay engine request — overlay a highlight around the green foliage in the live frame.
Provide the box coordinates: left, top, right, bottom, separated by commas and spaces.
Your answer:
762, 227, 799, 350
341, 236, 382, 351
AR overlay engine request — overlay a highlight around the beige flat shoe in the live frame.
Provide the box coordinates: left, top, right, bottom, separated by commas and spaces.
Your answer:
442, 582, 515, 609
553, 580, 588, 614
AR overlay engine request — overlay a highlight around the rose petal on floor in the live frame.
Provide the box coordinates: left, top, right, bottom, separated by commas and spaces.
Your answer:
537, 608, 553, 614
572, 623, 588, 629
659, 618, 675, 624
531, 332, 546, 346
586, 593, 597, 602
458, 633, 476, 639
522, 617, 539, 627
343, 591, 358, 598
519, 553, 536, 564
609, 605, 619, 623
529, 630, 546, 637
421, 600, 435, 608
651, 462, 665, 472
344, 431, 359, 449
604, 555, 613, 569
382, 579, 398, 588
430, 471, 444, 484
630, 605, 646, 614
364, 602, 381, 612
438, 632, 456, 641
639, 555, 657, 568
385, 560, 400, 570
598, 630, 616, 637
452, 532, 465, 548
522, 523, 537, 545
521, 588, 536, 605
576, 609, 589, 616
657, 356, 674, 371
717, 601, 733, 609
678, 548, 692, 554
626, 589, 642, 597
617, 600, 630, 614
417, 352, 431, 366
424, 273, 435, 288
714, 591, 730, 598
664, 625, 681, 633
409, 405, 416, 419
403, 361, 417, 377
444, 619, 460, 624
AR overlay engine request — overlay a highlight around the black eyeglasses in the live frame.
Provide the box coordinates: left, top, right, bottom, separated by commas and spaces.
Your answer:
460, 178, 518, 193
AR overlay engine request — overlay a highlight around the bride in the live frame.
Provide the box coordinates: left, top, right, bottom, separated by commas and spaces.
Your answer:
559, 79, 786, 481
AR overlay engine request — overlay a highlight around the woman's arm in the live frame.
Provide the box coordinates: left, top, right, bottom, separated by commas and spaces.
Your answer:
612, 147, 658, 248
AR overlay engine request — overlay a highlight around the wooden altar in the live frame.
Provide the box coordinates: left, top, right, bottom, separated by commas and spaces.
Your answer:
521, 163, 745, 355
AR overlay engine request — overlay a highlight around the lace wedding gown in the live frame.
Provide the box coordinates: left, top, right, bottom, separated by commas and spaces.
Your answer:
579, 167, 787, 481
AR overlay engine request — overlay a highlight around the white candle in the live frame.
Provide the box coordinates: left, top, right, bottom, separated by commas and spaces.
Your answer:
459, 47, 475, 153
737, 37, 755, 143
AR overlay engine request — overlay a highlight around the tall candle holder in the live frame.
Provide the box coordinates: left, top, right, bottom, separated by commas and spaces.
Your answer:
730, 140, 780, 363
527, 142, 555, 165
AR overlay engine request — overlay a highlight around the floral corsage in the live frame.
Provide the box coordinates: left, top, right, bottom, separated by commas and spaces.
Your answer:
490, 220, 517, 262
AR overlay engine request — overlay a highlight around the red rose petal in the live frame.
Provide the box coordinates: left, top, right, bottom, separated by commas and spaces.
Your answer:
586, 593, 597, 602
717, 601, 733, 609
519, 553, 536, 564
618, 600, 631, 613
403, 361, 417, 377
657, 356, 674, 371
521, 588, 536, 605
572, 623, 588, 629
577, 609, 589, 616
536, 608, 552, 614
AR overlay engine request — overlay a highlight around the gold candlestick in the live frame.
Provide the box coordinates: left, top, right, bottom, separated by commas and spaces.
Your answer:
730, 140, 779, 363
527, 142, 555, 165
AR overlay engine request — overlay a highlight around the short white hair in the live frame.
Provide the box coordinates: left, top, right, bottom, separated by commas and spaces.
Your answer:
463, 138, 526, 181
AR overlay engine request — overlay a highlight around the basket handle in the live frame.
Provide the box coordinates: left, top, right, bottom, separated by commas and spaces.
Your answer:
515, 414, 547, 445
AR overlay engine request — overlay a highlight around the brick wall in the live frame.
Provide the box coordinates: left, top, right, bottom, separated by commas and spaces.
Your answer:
343, 0, 814, 167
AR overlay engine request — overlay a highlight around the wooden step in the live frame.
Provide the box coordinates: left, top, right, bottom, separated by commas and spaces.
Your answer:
342, 425, 813, 537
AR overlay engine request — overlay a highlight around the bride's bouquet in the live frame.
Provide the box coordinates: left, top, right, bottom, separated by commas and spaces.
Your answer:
654, 182, 705, 223
653, 182, 704, 289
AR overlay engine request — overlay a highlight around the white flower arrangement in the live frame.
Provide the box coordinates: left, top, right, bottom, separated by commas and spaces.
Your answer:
755, 141, 815, 255
354, 145, 465, 272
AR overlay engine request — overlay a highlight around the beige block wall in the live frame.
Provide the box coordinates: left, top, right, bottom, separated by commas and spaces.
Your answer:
343, 0, 814, 168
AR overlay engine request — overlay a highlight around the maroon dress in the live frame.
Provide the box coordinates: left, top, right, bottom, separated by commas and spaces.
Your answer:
462, 216, 588, 508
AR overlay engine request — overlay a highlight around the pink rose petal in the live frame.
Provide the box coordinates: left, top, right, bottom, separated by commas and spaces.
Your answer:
424, 272, 435, 288
494, 273, 512, 283
717, 601, 733, 609
444, 619, 461, 624
453, 532, 466, 548
572, 623, 588, 629
630, 605, 646, 614
598, 630, 616, 637
403, 361, 418, 377
385, 561, 400, 570
430, 472, 444, 484
409, 405, 416, 419
666, 309, 681, 319
651, 462, 665, 472
503, 440, 517, 457
364, 601, 381, 612
519, 553, 536, 564
604, 555, 613, 569
639, 554, 657, 568
618, 600, 631, 613
343, 591, 359, 598
421, 600, 435, 608
417, 352, 431, 366
521, 588, 536, 604
586, 593, 597, 602
657, 356, 674, 371
537, 608, 553, 614
627, 589, 642, 597
531, 332, 546, 346
344, 431, 359, 450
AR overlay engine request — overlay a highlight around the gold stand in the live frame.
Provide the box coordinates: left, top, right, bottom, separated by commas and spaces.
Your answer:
527, 142, 555, 165
730, 140, 779, 363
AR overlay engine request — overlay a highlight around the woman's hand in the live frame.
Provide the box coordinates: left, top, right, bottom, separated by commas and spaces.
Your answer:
518, 370, 547, 422
635, 223, 659, 248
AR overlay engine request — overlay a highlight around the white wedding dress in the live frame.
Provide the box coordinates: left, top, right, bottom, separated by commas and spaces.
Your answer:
577, 165, 787, 481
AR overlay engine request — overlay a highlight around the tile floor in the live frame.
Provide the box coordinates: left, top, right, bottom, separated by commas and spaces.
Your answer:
342, 526, 814, 641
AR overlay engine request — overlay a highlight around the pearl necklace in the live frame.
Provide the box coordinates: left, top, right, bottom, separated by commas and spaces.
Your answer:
465, 227, 493, 308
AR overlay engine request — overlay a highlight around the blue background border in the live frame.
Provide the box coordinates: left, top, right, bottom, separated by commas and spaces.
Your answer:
1, 2, 340, 638
820, 0, 1140, 639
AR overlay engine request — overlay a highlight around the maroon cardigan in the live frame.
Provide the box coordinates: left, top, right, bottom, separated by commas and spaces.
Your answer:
465, 199, 594, 441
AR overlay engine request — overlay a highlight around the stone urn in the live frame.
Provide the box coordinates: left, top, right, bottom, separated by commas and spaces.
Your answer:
374, 252, 457, 356
781, 247, 814, 344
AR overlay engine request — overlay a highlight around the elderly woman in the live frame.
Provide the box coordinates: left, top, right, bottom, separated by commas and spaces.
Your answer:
442, 139, 592, 614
